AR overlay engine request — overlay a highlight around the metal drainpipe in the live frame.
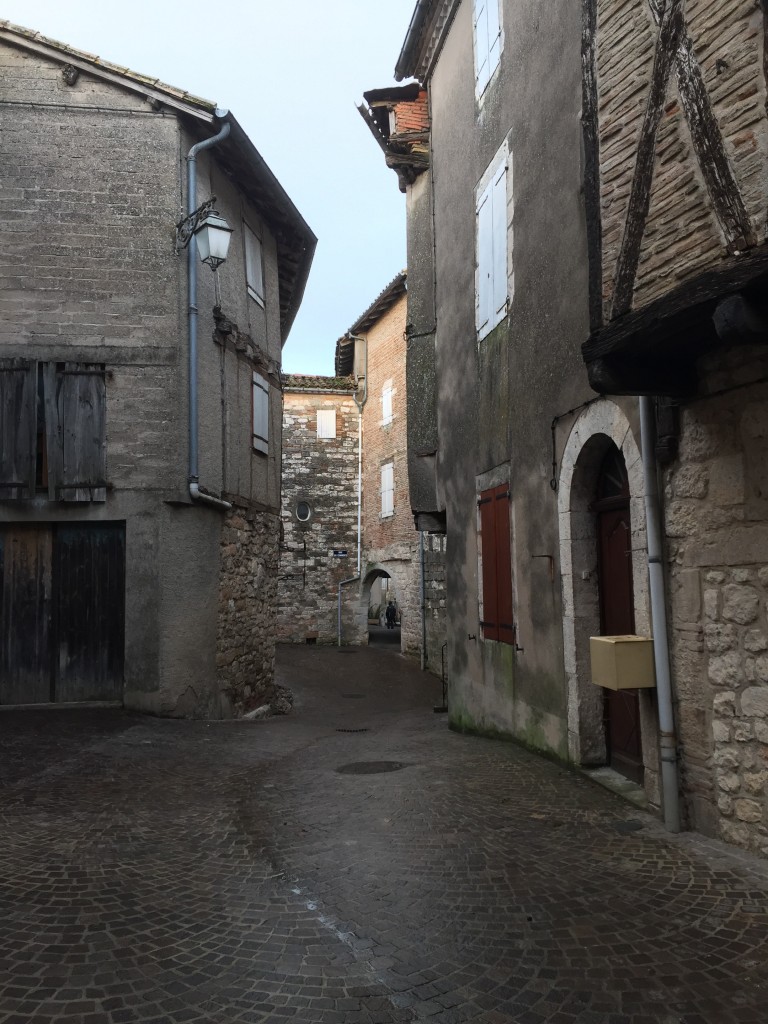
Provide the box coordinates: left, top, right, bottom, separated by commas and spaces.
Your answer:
187, 118, 232, 512
419, 530, 427, 670
639, 395, 681, 833
348, 334, 368, 575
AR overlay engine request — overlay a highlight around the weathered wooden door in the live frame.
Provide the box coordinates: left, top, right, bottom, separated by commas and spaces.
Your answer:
54, 524, 125, 702
0, 523, 124, 705
595, 449, 643, 784
0, 526, 53, 704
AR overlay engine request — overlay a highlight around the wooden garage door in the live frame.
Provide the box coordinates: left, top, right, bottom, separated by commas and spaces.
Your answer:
0, 523, 125, 705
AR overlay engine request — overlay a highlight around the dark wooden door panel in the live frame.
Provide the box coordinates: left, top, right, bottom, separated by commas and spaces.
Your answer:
54, 523, 125, 702
0, 526, 52, 705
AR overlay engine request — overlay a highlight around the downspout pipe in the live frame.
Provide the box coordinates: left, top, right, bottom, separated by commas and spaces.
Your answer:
639, 395, 681, 834
348, 333, 368, 576
419, 530, 427, 671
187, 119, 232, 512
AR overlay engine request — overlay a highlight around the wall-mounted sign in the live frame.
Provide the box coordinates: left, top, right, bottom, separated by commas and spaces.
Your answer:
333, 549, 348, 558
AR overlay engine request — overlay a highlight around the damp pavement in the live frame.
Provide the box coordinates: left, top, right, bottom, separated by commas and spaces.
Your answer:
1, 646, 768, 1024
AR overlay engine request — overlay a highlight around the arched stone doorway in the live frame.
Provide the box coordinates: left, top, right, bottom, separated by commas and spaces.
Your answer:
557, 401, 660, 801
360, 566, 402, 649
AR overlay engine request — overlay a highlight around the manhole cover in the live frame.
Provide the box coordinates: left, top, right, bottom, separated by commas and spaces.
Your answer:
336, 728, 370, 733
613, 819, 644, 834
341, 693, 365, 699
336, 761, 408, 775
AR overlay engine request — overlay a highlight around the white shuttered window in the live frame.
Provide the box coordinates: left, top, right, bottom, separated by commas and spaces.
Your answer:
316, 408, 336, 438
381, 462, 394, 518
476, 144, 511, 341
473, 0, 502, 97
252, 372, 269, 454
244, 224, 265, 305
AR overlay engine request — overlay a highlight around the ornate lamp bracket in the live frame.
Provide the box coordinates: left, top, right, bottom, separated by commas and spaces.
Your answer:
176, 196, 218, 251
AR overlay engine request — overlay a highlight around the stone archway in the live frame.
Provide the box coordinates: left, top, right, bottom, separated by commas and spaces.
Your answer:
557, 402, 654, 779
360, 565, 405, 649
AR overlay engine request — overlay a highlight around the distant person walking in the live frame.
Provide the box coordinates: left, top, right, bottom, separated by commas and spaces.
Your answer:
385, 601, 397, 629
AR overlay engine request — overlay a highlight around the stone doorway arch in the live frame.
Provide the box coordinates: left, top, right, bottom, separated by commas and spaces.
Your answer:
557, 401, 658, 799
360, 566, 403, 649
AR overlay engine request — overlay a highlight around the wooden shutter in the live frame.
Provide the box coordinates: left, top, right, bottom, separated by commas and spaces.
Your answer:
245, 224, 264, 303
381, 462, 394, 517
0, 360, 37, 499
491, 161, 508, 322
487, 0, 502, 79
479, 483, 514, 644
473, 0, 489, 95
252, 372, 269, 454
43, 363, 106, 502
317, 408, 336, 439
476, 181, 493, 336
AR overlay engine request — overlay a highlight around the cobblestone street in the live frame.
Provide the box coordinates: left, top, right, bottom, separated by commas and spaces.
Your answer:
2, 645, 768, 1024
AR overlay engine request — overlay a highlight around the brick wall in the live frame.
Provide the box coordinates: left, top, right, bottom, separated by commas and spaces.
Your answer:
278, 383, 359, 643
665, 346, 768, 854
596, 0, 767, 318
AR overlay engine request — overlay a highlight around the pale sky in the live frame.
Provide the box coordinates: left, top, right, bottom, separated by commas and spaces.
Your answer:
1, 0, 415, 374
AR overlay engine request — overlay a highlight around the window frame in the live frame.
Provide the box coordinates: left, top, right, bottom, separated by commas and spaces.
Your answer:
244, 222, 265, 306
252, 371, 269, 455
380, 461, 394, 518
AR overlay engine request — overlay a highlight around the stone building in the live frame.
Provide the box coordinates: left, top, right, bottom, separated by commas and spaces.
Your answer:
277, 376, 359, 644
0, 23, 315, 716
579, 1, 768, 855
335, 274, 447, 668
362, 0, 768, 857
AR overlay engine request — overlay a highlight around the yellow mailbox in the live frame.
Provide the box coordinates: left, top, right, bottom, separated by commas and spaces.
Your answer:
590, 635, 656, 691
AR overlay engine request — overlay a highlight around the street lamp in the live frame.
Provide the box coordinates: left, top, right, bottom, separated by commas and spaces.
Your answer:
193, 209, 233, 272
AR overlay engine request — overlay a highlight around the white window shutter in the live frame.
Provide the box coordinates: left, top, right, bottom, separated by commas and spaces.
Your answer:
487, 0, 502, 77
491, 161, 508, 321
245, 225, 264, 303
381, 462, 394, 517
317, 408, 336, 438
473, 0, 489, 95
476, 183, 493, 336
252, 372, 269, 453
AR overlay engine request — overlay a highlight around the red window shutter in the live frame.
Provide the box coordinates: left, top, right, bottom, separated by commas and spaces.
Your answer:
494, 485, 514, 645
479, 487, 499, 641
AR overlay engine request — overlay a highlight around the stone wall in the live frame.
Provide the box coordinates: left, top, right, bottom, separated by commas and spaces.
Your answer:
278, 382, 359, 644
424, 533, 448, 674
665, 345, 768, 855
217, 506, 280, 714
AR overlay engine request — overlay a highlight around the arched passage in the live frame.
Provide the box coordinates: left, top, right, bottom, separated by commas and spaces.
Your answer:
360, 566, 402, 649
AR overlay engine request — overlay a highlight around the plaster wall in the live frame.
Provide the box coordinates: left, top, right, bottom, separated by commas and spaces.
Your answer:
427, 0, 592, 753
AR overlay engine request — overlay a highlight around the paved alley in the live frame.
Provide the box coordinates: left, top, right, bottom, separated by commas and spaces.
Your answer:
1, 645, 768, 1024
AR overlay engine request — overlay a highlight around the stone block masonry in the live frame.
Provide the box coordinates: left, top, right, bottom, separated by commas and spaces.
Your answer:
278, 380, 359, 644
665, 346, 768, 855
217, 506, 280, 714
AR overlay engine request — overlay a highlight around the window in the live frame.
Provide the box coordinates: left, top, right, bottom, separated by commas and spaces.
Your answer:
296, 501, 312, 522
478, 483, 514, 644
0, 360, 106, 502
380, 462, 394, 518
476, 143, 512, 340
381, 383, 393, 425
316, 408, 336, 439
252, 372, 269, 454
473, 0, 502, 97
244, 223, 265, 305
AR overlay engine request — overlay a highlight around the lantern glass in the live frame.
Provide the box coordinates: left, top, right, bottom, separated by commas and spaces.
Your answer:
195, 210, 233, 269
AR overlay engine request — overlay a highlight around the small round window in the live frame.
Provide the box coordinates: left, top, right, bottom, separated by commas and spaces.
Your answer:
296, 501, 312, 522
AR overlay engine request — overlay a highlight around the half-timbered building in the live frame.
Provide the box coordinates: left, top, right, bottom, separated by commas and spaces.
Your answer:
0, 23, 315, 716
